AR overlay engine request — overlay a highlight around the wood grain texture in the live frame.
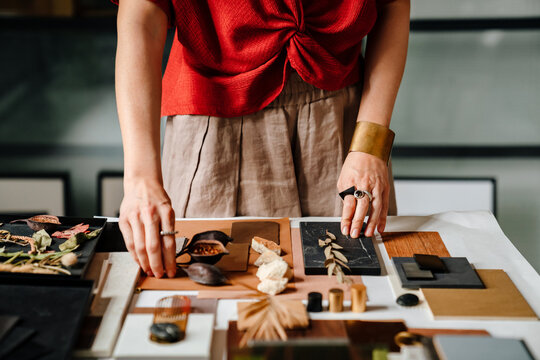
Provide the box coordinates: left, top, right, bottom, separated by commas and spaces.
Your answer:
382, 232, 450, 259
422, 269, 538, 320
137, 218, 294, 296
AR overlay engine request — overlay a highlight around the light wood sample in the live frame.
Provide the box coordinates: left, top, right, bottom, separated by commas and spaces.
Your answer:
422, 269, 538, 320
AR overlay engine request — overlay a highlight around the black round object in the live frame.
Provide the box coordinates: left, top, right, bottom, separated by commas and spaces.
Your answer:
307, 292, 323, 312
396, 293, 419, 307
149, 323, 182, 343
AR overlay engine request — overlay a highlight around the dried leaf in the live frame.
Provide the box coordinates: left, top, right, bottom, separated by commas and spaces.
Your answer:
325, 230, 336, 240
336, 269, 344, 284
59, 229, 101, 252
324, 246, 332, 259
332, 250, 348, 263
334, 258, 351, 271
330, 243, 343, 250
324, 238, 331, 245
327, 262, 336, 277
324, 258, 334, 267
318, 239, 326, 247
32, 230, 52, 253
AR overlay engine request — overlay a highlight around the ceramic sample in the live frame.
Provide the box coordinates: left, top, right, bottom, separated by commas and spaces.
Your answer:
393, 257, 484, 289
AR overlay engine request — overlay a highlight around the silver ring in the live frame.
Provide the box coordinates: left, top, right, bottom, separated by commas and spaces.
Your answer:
159, 230, 178, 236
354, 189, 373, 203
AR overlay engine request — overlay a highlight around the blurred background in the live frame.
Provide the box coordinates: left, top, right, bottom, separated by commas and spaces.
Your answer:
0, 0, 539, 271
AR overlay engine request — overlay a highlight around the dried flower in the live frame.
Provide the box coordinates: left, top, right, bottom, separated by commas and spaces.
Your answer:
60, 253, 78, 267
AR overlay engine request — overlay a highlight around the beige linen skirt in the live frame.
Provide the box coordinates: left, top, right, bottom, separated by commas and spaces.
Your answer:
162, 72, 396, 218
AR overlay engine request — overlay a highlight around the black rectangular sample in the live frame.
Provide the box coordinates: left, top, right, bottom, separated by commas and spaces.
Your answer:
393, 257, 484, 289
300, 222, 381, 276
401, 262, 434, 280
0, 278, 93, 360
0, 215, 106, 279
414, 253, 448, 272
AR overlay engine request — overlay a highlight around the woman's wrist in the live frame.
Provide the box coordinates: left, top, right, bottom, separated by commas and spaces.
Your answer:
349, 121, 395, 164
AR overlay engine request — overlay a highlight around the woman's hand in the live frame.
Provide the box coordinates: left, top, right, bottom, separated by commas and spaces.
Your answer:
337, 151, 389, 238
119, 178, 177, 279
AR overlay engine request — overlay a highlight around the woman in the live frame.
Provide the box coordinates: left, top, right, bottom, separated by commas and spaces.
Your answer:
115, 0, 410, 278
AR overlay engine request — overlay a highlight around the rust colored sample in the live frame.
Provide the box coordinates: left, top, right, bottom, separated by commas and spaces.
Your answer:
381, 232, 450, 259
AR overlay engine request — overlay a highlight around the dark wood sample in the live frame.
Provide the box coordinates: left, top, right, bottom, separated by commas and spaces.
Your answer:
393, 257, 485, 289
300, 222, 381, 275
231, 221, 280, 244
382, 232, 450, 259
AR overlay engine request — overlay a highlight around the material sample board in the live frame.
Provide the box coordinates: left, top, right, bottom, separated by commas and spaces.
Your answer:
393, 257, 484, 289
138, 218, 294, 296
300, 222, 381, 275
113, 314, 214, 360
433, 335, 534, 360
382, 232, 450, 259
422, 269, 538, 320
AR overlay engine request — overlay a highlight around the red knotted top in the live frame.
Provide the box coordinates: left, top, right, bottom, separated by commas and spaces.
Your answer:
137, 0, 379, 117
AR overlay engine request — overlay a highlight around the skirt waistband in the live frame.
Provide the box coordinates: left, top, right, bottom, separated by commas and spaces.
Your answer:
267, 71, 359, 108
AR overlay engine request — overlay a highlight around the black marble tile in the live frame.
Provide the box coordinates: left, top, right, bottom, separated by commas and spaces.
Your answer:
300, 222, 381, 276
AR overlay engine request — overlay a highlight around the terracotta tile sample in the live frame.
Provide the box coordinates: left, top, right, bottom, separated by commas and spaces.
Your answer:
382, 232, 450, 258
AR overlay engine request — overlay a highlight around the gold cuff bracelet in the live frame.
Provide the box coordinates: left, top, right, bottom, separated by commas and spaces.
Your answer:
349, 121, 395, 163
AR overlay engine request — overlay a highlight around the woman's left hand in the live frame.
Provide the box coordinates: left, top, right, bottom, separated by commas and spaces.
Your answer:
337, 151, 390, 238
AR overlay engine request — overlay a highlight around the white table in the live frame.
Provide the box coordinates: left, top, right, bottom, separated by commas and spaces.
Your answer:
130, 211, 540, 360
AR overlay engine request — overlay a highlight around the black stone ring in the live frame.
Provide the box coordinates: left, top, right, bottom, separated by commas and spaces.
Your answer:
339, 186, 356, 200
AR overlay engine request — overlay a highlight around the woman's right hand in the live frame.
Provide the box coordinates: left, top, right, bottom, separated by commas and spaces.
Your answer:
119, 178, 177, 279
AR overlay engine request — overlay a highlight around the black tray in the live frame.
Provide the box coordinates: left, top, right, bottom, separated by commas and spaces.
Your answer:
0, 214, 107, 279
0, 276, 93, 360
300, 222, 381, 276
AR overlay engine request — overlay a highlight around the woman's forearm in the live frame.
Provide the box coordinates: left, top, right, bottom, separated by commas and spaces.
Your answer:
357, 0, 410, 127
115, 0, 168, 183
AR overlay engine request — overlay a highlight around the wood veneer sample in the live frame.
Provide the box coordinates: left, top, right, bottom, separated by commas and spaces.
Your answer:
422, 269, 538, 320
382, 232, 450, 259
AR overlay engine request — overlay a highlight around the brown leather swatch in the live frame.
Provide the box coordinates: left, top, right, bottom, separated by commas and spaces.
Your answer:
215, 243, 251, 272
231, 221, 280, 244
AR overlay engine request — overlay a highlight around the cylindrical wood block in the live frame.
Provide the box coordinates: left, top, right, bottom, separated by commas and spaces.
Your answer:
328, 288, 344, 312
351, 284, 367, 313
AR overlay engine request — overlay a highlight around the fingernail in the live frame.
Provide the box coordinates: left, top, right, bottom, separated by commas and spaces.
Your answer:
168, 271, 176, 278
351, 229, 359, 238
341, 226, 349, 235
155, 272, 163, 279
146, 271, 153, 277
